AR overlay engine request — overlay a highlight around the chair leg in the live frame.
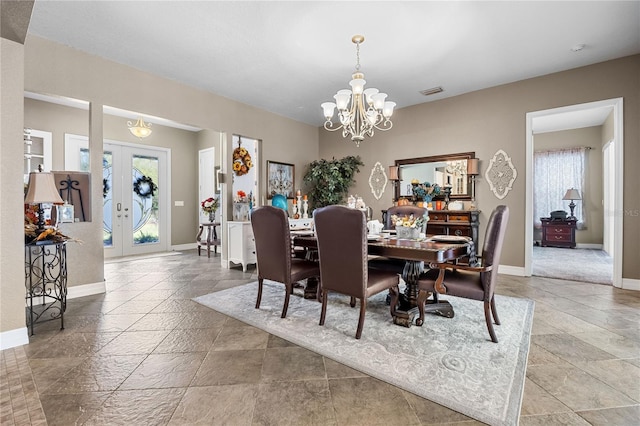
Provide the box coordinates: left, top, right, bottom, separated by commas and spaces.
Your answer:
316, 278, 322, 303
281, 284, 291, 318
255, 278, 263, 309
355, 298, 366, 339
350, 296, 356, 307
490, 296, 501, 325
416, 288, 429, 326
389, 285, 399, 318
319, 290, 328, 326
484, 301, 498, 343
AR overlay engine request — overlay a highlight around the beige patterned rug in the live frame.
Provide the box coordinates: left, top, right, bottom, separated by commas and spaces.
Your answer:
195, 281, 534, 426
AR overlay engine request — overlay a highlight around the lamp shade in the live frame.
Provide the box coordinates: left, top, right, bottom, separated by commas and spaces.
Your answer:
24, 172, 64, 205
562, 188, 581, 201
467, 158, 479, 175
388, 165, 399, 181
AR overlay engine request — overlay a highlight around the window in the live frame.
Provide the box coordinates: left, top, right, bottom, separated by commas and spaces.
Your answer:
534, 147, 587, 229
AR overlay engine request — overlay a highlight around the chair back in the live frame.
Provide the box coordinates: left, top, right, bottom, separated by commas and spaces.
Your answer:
480, 205, 509, 296
385, 205, 428, 231
250, 206, 292, 283
314, 205, 367, 298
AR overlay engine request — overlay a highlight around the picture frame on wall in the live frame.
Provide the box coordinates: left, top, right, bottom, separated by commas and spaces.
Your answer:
266, 160, 294, 199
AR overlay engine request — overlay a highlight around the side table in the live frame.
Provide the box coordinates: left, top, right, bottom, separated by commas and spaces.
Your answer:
24, 241, 67, 335
540, 218, 577, 248
197, 222, 220, 258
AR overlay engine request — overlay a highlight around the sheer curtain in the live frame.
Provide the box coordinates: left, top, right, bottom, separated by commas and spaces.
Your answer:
534, 147, 587, 229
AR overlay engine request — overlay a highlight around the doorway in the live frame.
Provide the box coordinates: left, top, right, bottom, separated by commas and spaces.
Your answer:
525, 98, 624, 288
103, 142, 169, 258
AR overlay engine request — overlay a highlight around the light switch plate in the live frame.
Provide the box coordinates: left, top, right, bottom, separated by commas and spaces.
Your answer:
174, 201, 184, 206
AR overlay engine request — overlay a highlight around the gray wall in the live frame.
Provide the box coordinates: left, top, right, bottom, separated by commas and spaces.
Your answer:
319, 55, 640, 280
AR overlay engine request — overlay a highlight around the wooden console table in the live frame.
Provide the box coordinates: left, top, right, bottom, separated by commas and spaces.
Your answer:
197, 222, 220, 257
541, 218, 576, 248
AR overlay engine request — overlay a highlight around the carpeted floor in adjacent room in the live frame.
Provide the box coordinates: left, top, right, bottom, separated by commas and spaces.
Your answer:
532, 246, 613, 285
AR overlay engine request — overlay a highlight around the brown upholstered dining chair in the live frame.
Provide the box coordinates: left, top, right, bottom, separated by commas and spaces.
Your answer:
369, 205, 429, 274
313, 205, 400, 339
251, 206, 320, 318
417, 205, 509, 343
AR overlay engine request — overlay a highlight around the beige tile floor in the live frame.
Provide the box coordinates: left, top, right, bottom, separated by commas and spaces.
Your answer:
2, 250, 639, 425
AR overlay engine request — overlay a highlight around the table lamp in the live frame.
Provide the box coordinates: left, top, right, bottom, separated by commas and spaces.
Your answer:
562, 188, 581, 219
24, 169, 65, 232
388, 165, 399, 201
467, 158, 479, 210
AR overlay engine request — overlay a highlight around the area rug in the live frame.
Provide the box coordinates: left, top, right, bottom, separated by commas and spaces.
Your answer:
532, 246, 613, 285
194, 282, 534, 426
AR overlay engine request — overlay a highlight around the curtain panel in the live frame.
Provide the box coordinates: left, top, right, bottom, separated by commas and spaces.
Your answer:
534, 147, 587, 229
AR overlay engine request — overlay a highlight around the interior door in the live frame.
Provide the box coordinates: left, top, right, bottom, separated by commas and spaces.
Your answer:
103, 143, 169, 258
602, 140, 615, 256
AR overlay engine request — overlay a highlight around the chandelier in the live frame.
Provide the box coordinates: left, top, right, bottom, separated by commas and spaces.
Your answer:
127, 117, 152, 139
321, 35, 396, 147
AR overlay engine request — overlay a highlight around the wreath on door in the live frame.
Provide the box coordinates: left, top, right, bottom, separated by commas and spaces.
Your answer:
232, 140, 253, 176
133, 175, 157, 198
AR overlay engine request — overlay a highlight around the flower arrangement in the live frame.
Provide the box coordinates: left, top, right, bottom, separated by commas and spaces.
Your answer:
391, 213, 427, 229
411, 180, 441, 202
235, 190, 247, 202
201, 196, 219, 214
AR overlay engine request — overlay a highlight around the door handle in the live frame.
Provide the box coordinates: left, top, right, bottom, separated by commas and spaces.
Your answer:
117, 203, 121, 212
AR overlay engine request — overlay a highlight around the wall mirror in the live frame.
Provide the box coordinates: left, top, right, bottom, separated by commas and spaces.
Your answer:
395, 152, 475, 201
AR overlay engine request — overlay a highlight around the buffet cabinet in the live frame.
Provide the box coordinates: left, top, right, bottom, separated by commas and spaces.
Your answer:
540, 218, 576, 248
427, 210, 480, 248
227, 221, 256, 272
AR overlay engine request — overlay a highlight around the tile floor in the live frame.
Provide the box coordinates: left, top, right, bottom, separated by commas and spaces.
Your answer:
2, 250, 639, 425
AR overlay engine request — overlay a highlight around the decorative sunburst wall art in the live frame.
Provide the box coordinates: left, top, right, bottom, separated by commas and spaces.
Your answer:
369, 161, 388, 200
485, 149, 517, 200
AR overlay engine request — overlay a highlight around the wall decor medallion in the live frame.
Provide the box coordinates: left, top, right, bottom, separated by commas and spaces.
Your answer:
368, 161, 387, 200
232, 139, 253, 176
485, 149, 517, 200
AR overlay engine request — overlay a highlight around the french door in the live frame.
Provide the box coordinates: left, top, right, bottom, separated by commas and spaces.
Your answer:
103, 142, 169, 258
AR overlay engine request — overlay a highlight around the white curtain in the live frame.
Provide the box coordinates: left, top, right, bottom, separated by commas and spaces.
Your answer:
534, 147, 587, 229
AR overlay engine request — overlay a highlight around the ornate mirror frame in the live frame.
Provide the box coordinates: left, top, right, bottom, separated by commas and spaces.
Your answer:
394, 152, 475, 201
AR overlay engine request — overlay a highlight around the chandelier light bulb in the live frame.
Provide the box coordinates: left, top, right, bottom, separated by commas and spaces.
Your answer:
320, 35, 394, 146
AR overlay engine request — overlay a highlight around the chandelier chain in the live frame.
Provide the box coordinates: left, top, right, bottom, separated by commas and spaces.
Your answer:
355, 40, 361, 71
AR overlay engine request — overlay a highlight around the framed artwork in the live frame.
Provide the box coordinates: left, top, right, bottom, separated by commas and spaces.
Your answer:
267, 160, 294, 199
214, 166, 221, 194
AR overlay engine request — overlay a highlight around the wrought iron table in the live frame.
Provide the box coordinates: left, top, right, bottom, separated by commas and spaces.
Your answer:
24, 241, 67, 335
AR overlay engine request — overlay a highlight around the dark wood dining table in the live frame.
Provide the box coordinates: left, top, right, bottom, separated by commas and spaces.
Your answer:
292, 235, 473, 327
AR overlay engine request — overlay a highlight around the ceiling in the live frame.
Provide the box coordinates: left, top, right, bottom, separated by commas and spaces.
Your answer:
27, 1, 640, 127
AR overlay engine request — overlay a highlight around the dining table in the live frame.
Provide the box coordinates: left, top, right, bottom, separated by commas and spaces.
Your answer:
292, 233, 473, 327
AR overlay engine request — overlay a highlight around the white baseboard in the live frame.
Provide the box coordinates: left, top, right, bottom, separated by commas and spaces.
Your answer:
621, 278, 640, 291
498, 265, 525, 276
576, 243, 603, 249
0, 327, 29, 351
172, 243, 197, 251
67, 281, 106, 299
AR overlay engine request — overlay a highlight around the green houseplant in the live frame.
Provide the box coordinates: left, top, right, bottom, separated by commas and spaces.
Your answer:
303, 156, 364, 210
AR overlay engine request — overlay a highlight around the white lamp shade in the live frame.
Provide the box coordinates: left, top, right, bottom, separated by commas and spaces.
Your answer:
562, 188, 581, 200
372, 93, 387, 110
349, 78, 366, 95
382, 101, 396, 118
321, 102, 336, 119
334, 90, 352, 110
363, 88, 379, 105
24, 172, 64, 205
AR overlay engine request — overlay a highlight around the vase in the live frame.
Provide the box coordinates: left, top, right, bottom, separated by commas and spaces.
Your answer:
208, 211, 215, 222
396, 226, 420, 240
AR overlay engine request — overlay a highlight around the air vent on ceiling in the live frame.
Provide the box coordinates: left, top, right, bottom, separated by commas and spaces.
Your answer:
420, 86, 444, 96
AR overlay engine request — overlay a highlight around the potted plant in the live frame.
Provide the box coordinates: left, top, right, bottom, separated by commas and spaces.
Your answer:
303, 156, 364, 210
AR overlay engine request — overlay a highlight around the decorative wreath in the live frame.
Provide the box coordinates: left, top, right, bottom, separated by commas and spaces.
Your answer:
232, 143, 253, 176
103, 178, 110, 199
133, 175, 157, 198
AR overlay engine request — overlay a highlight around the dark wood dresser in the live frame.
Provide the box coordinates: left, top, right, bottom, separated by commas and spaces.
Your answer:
540, 218, 577, 248
427, 210, 480, 249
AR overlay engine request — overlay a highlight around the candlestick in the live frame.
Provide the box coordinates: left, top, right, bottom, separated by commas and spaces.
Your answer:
302, 199, 309, 219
